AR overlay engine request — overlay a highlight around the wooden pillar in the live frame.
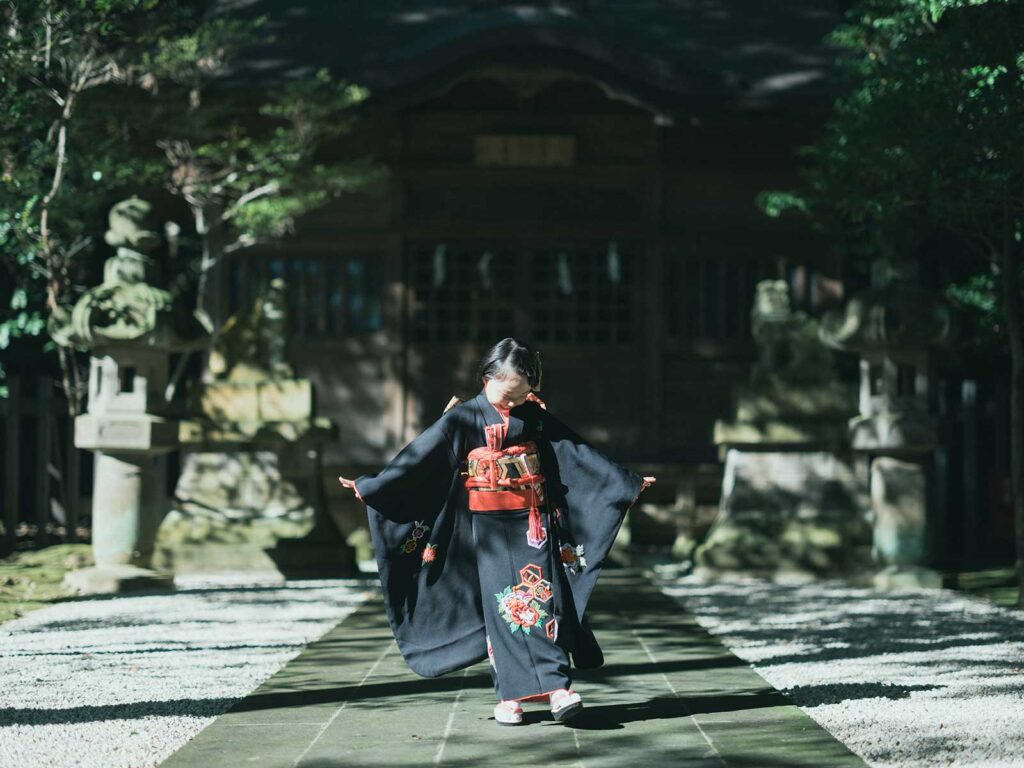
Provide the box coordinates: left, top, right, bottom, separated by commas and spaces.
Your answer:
394, 112, 413, 448
65, 413, 80, 543
36, 381, 52, 547
3, 377, 19, 554
643, 116, 667, 456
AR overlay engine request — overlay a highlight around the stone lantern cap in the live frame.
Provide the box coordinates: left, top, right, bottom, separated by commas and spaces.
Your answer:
714, 279, 858, 449
49, 197, 212, 354
819, 259, 955, 353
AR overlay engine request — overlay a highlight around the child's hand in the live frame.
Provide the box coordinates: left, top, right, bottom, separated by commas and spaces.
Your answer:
338, 476, 364, 501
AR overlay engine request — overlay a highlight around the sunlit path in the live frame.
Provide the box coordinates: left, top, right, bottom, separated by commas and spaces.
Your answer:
158, 569, 867, 768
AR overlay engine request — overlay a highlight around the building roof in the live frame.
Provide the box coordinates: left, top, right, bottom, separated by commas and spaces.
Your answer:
208, 1, 851, 112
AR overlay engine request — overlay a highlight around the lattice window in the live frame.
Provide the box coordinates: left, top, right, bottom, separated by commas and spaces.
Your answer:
531, 243, 634, 344
663, 256, 770, 342
409, 242, 635, 345
227, 253, 381, 337
409, 244, 518, 344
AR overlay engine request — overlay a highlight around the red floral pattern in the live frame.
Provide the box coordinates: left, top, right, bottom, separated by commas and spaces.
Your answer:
503, 592, 540, 628
494, 586, 548, 634
494, 563, 554, 635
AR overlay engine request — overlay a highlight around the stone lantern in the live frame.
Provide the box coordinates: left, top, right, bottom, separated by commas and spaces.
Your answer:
50, 197, 211, 594
695, 280, 871, 580
819, 257, 955, 588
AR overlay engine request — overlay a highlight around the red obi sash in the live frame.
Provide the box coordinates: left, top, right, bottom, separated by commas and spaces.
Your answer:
464, 440, 547, 545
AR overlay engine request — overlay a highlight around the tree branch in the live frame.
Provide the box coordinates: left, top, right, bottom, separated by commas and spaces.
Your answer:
222, 181, 279, 221
222, 234, 262, 254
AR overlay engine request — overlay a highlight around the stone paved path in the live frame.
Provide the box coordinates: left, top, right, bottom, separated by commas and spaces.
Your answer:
158, 569, 870, 767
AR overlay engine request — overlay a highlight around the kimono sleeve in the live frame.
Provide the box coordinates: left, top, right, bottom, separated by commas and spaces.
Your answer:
352, 414, 487, 678
353, 418, 459, 524
540, 408, 645, 523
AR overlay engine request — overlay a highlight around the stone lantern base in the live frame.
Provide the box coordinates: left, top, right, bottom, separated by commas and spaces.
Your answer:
157, 413, 357, 578
868, 455, 946, 590
871, 563, 945, 589
693, 448, 873, 579
63, 563, 175, 595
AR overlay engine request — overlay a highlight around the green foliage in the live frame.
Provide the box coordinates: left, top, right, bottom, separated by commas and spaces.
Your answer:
756, 191, 808, 220
1, 1, 385, 399
759, 0, 1024, 334
141, 12, 268, 86
947, 272, 1000, 334
148, 60, 386, 256
0, 1, 170, 398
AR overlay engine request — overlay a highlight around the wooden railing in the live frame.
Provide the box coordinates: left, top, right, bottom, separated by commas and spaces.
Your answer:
0, 376, 87, 555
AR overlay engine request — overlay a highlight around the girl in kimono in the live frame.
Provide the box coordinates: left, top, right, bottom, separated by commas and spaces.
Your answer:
339, 338, 655, 725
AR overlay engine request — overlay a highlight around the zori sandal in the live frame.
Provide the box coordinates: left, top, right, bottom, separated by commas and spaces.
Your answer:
493, 699, 524, 725
549, 688, 583, 721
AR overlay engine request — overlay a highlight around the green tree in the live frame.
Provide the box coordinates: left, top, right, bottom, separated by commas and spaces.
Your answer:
0, 0, 167, 409
137, 12, 386, 344
1, 1, 386, 409
759, 0, 1024, 603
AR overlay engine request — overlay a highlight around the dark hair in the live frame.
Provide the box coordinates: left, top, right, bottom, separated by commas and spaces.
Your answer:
477, 337, 543, 391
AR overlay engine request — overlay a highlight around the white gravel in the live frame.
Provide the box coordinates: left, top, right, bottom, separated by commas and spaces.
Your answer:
654, 567, 1024, 768
0, 573, 375, 768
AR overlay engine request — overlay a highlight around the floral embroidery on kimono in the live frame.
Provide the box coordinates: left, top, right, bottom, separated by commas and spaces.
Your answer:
559, 543, 587, 574
495, 586, 549, 634
421, 543, 437, 563
545, 618, 558, 641
494, 563, 553, 635
398, 519, 432, 556
486, 634, 496, 668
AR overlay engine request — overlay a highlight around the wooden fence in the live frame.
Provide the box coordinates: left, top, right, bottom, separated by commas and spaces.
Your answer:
0, 376, 89, 555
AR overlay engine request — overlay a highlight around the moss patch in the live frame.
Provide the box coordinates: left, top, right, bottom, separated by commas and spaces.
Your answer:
0, 544, 93, 626
954, 567, 1020, 609
156, 512, 313, 547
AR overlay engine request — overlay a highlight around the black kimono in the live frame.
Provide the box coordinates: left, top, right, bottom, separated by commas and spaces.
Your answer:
355, 388, 645, 701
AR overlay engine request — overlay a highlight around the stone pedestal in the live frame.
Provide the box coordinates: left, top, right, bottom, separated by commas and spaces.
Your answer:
65, 431, 178, 594
89, 451, 166, 564
64, 562, 174, 594
159, 416, 354, 577
158, 279, 356, 577
694, 450, 871, 578
872, 564, 944, 589
168, 450, 314, 538
696, 280, 869, 579
68, 372, 183, 594
869, 456, 944, 588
